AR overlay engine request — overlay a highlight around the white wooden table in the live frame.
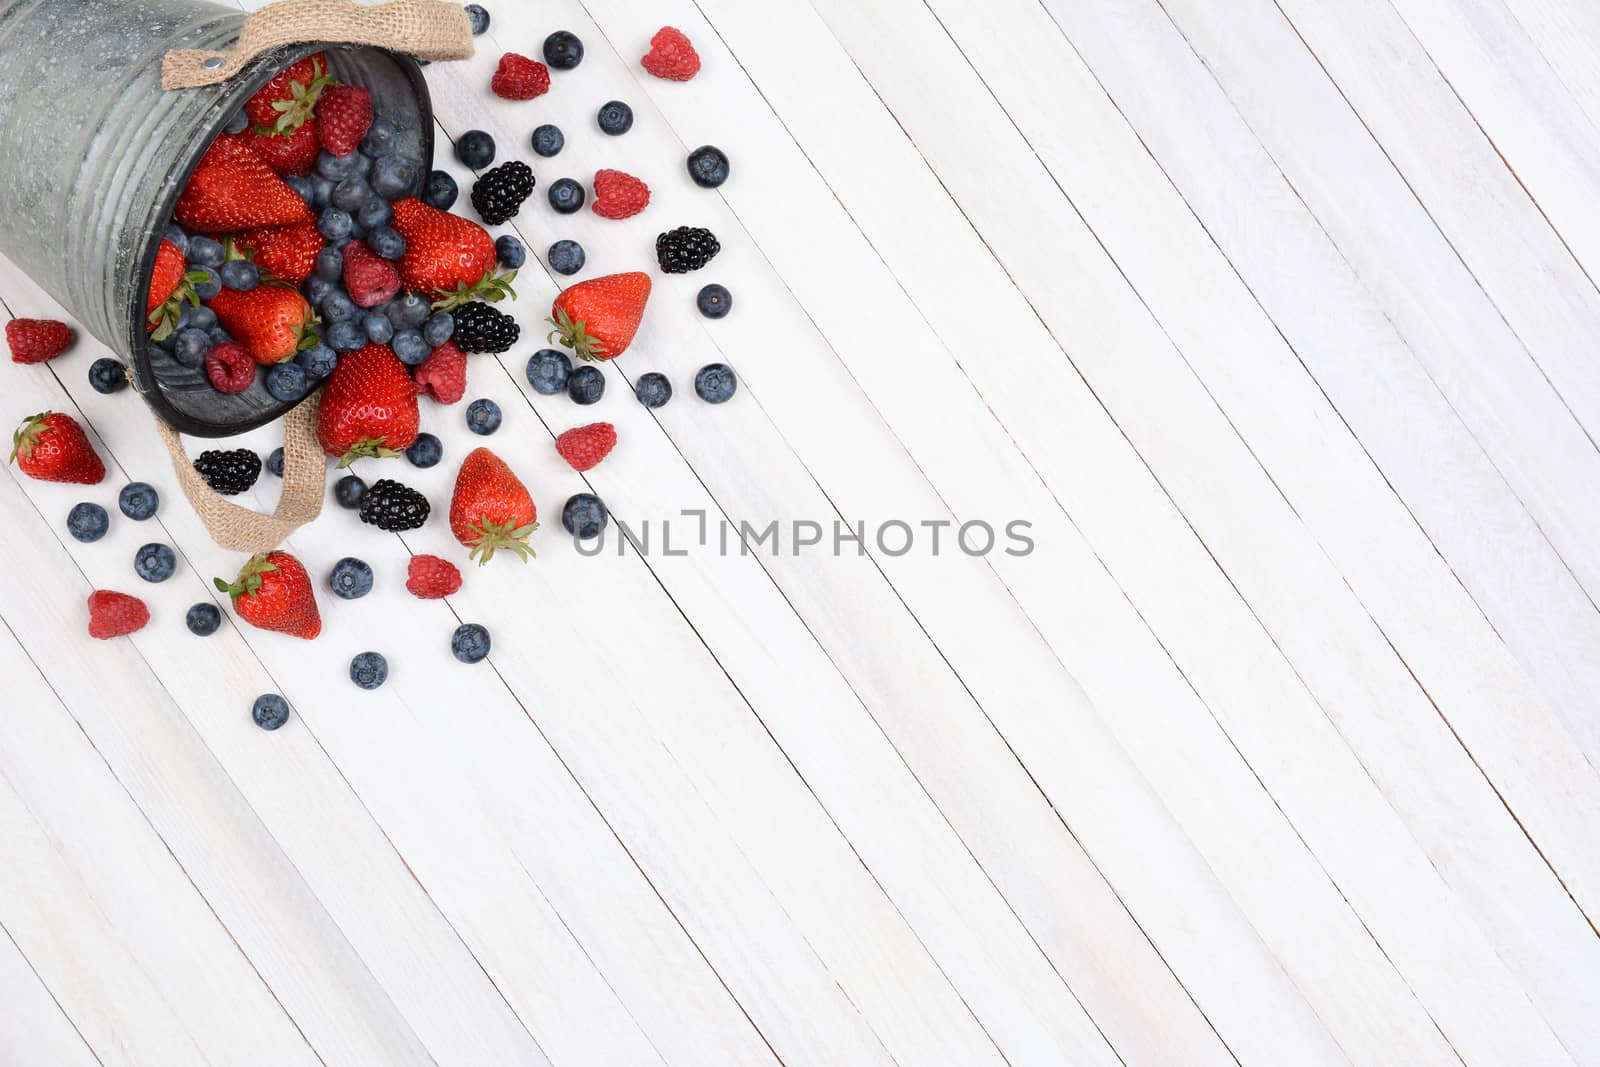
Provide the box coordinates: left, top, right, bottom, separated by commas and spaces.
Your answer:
3, 0, 1599, 1063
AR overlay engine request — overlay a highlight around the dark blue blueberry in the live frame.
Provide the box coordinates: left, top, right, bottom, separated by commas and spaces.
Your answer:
634, 371, 672, 408
547, 239, 585, 275
329, 557, 374, 600
350, 651, 389, 690
320, 289, 358, 324
190, 266, 222, 301
531, 124, 564, 158
561, 493, 608, 539
464, 3, 490, 34
314, 245, 344, 282
190, 305, 218, 332
422, 312, 455, 347
349, 152, 374, 179
696, 283, 732, 319
317, 206, 354, 242
331, 175, 371, 212
220, 260, 259, 291
405, 432, 442, 468
186, 602, 222, 637
285, 174, 316, 205
308, 175, 335, 208
173, 328, 211, 368
188, 236, 225, 267
66, 502, 109, 543
495, 235, 526, 269
265, 362, 308, 402
465, 398, 502, 435
326, 319, 366, 353
455, 130, 496, 170
89, 357, 126, 394
370, 155, 418, 200
360, 115, 398, 157
694, 363, 738, 403
304, 277, 335, 307
391, 291, 432, 328
317, 149, 361, 182
687, 145, 730, 188
542, 30, 583, 70
135, 542, 177, 583
526, 348, 571, 394
334, 474, 367, 509
450, 623, 491, 663
296, 343, 338, 381
568, 364, 604, 404
120, 483, 159, 520
424, 170, 459, 210
597, 100, 633, 135
547, 178, 585, 214
208, 327, 235, 347
367, 225, 406, 261
265, 447, 285, 477
358, 197, 394, 230
162, 223, 189, 254
223, 108, 249, 135
252, 693, 290, 729
363, 311, 396, 345
392, 329, 429, 366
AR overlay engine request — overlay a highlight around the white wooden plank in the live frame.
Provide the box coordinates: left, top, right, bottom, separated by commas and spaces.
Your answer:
0, 923, 98, 1067
1499, 0, 1600, 138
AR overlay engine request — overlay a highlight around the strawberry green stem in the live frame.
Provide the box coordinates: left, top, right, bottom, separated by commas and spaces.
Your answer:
465, 519, 539, 565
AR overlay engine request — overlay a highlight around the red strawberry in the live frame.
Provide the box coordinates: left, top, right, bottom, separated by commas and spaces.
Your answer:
389, 198, 510, 307
491, 53, 550, 100
87, 591, 150, 640
317, 343, 419, 465
237, 121, 320, 176
175, 136, 313, 233
642, 27, 701, 81
591, 169, 650, 220
317, 84, 372, 156
209, 284, 319, 365
406, 554, 462, 599
245, 53, 332, 134
450, 447, 538, 564
9, 412, 104, 485
414, 340, 466, 404
215, 551, 321, 640
6, 318, 74, 364
555, 422, 617, 472
147, 240, 187, 315
548, 272, 652, 361
237, 223, 324, 285
342, 240, 402, 308
205, 342, 257, 394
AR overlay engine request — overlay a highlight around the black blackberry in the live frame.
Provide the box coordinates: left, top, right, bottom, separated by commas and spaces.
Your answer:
358, 479, 431, 531
453, 301, 521, 353
656, 227, 721, 274
470, 160, 535, 225
193, 449, 262, 496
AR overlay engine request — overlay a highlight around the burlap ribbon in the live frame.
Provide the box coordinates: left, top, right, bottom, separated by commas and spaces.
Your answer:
162, 0, 473, 90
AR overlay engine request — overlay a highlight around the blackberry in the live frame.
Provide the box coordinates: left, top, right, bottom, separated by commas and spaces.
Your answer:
359, 478, 431, 531
471, 160, 535, 226
656, 227, 721, 273
193, 449, 261, 495
453, 301, 521, 353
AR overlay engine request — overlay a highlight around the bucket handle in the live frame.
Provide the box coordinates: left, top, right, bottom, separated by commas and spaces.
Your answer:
155, 392, 327, 553
162, 0, 473, 90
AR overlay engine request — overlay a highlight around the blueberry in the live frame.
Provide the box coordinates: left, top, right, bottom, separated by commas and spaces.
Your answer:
314, 245, 344, 282
526, 348, 571, 395
392, 329, 429, 365
89, 357, 127, 394
543, 30, 584, 70
309, 175, 335, 208
358, 197, 394, 230
174, 328, 212, 368
531, 124, 564, 159
266, 362, 308, 401
694, 363, 738, 403
370, 155, 418, 200
326, 319, 366, 352
190, 266, 222, 300
696, 283, 732, 319
320, 289, 358, 324
331, 176, 370, 213
363, 311, 396, 345
562, 493, 608, 539
495, 235, 526, 269
450, 623, 491, 664
265, 447, 285, 477
422, 312, 455, 347
223, 108, 249, 135
568, 364, 604, 404
186, 602, 222, 637
285, 174, 316, 205
597, 100, 633, 135
350, 651, 389, 690
189, 305, 218, 332
317, 149, 361, 181
334, 474, 367, 509
634, 371, 672, 408
465, 398, 502, 435
252, 693, 290, 730
135, 542, 177, 583
405, 432, 442, 468
296, 343, 338, 380
464, 3, 490, 34
547, 177, 585, 214
306, 278, 336, 308
66, 502, 109, 543
368, 226, 406, 260
329, 557, 374, 600
687, 145, 730, 188
117, 483, 158, 518
208, 327, 235, 348
318, 206, 354, 242
162, 223, 190, 254
360, 115, 398, 156
456, 130, 496, 170
220, 260, 259, 291
349, 152, 374, 179
188, 236, 225, 267
390, 291, 432, 328
547, 239, 585, 275
424, 170, 459, 210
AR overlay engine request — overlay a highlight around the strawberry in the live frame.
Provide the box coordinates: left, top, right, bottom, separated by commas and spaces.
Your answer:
237, 223, 324, 285
317, 84, 372, 157
406, 554, 462, 599
491, 53, 550, 100
591, 169, 650, 220
555, 422, 617, 472
450, 447, 538, 564
10, 412, 104, 485
175, 136, 313, 233
342, 240, 402, 308
6, 318, 74, 364
317, 342, 419, 465
548, 272, 652, 361
215, 551, 321, 640
146, 240, 187, 315
237, 122, 319, 176
389, 198, 512, 308
209, 284, 319, 365
414, 340, 466, 404
245, 53, 332, 134
87, 591, 149, 640
642, 27, 701, 81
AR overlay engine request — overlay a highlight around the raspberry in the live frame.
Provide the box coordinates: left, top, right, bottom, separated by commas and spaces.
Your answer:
6, 318, 74, 364
317, 85, 373, 156
342, 240, 402, 308
406, 554, 462, 599
205, 342, 256, 393
642, 27, 701, 81
592, 169, 650, 220
491, 53, 551, 100
414, 340, 466, 403
87, 590, 149, 640
554, 422, 617, 472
